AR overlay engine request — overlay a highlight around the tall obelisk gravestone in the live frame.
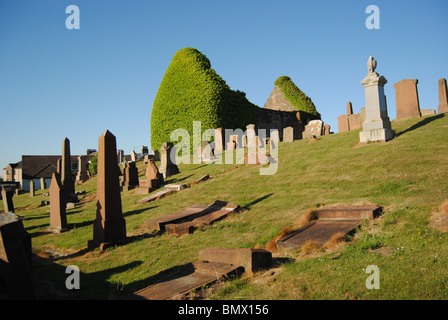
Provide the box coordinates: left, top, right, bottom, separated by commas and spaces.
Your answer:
88, 130, 126, 250
61, 138, 77, 202
49, 172, 69, 233
359, 56, 395, 143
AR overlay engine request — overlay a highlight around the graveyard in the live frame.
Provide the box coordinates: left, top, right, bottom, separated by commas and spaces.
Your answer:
1, 112, 448, 300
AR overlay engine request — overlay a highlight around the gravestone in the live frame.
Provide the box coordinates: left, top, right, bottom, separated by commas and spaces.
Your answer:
338, 101, 361, 133
29, 180, 35, 197
394, 79, 421, 119
141, 146, 148, 155
0, 212, 36, 299
303, 120, 323, 138
337, 114, 349, 133
49, 172, 69, 233
198, 141, 214, 161
88, 130, 127, 251
40, 177, 45, 190
117, 149, 124, 164
76, 155, 89, 182
214, 128, 223, 152
282, 126, 294, 143
421, 109, 436, 116
131, 151, 138, 162
1, 186, 15, 213
359, 56, 395, 143
122, 161, 139, 191
159, 142, 179, 178
135, 158, 163, 194
151, 149, 160, 161
323, 124, 331, 135
347, 101, 353, 115
246, 124, 257, 147
61, 138, 76, 202
57, 158, 62, 174
438, 78, 448, 114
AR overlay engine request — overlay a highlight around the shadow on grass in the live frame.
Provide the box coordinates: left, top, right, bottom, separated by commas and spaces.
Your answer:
164, 174, 194, 184
32, 253, 144, 299
395, 113, 445, 137
243, 193, 274, 210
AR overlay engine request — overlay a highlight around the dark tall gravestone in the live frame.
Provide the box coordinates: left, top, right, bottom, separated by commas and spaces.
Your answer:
1, 186, 15, 213
0, 212, 36, 299
88, 130, 126, 250
61, 138, 77, 202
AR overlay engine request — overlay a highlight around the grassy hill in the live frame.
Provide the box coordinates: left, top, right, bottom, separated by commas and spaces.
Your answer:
6, 113, 448, 300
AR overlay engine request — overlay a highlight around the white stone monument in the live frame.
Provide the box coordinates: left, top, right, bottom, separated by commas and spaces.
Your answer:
359, 56, 395, 143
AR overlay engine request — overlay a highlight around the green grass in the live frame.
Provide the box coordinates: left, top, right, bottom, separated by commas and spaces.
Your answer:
5, 113, 448, 300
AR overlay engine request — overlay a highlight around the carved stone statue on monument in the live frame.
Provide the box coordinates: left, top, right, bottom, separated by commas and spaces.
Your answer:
367, 56, 377, 74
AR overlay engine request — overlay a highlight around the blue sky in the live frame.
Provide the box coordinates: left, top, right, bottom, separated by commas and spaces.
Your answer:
1, 0, 447, 176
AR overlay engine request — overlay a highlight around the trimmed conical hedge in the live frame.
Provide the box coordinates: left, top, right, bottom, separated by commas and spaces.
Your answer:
274, 76, 321, 120
150, 47, 259, 153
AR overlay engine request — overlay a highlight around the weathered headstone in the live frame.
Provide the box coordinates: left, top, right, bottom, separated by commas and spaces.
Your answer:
131, 151, 138, 162
420, 109, 436, 116
214, 128, 223, 152
88, 130, 127, 251
122, 161, 139, 191
39, 177, 45, 190
1, 187, 15, 213
359, 56, 395, 143
347, 101, 353, 115
282, 126, 294, 143
198, 141, 214, 162
438, 78, 448, 114
159, 142, 179, 178
61, 138, 76, 201
153, 150, 160, 161
134, 158, 163, 194
303, 120, 323, 138
338, 101, 361, 133
246, 124, 257, 147
76, 155, 89, 182
49, 172, 68, 233
323, 124, 331, 135
141, 146, 148, 155
394, 79, 421, 120
117, 149, 124, 164
0, 212, 36, 299
29, 180, 35, 197
337, 114, 349, 133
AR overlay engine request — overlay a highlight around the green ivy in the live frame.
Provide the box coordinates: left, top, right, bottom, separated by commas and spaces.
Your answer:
150, 48, 259, 153
274, 76, 321, 121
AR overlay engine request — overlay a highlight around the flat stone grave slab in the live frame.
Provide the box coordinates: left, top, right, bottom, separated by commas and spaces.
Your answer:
164, 183, 188, 191
276, 204, 382, 254
126, 247, 271, 300
142, 204, 210, 232
127, 261, 243, 300
165, 201, 240, 236
142, 200, 239, 233
136, 190, 172, 204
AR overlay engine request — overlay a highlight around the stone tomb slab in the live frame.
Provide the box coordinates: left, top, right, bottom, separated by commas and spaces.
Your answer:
126, 247, 271, 300
165, 201, 241, 236
143, 200, 239, 233
276, 204, 382, 254
136, 190, 172, 204
127, 261, 243, 300
142, 204, 210, 232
